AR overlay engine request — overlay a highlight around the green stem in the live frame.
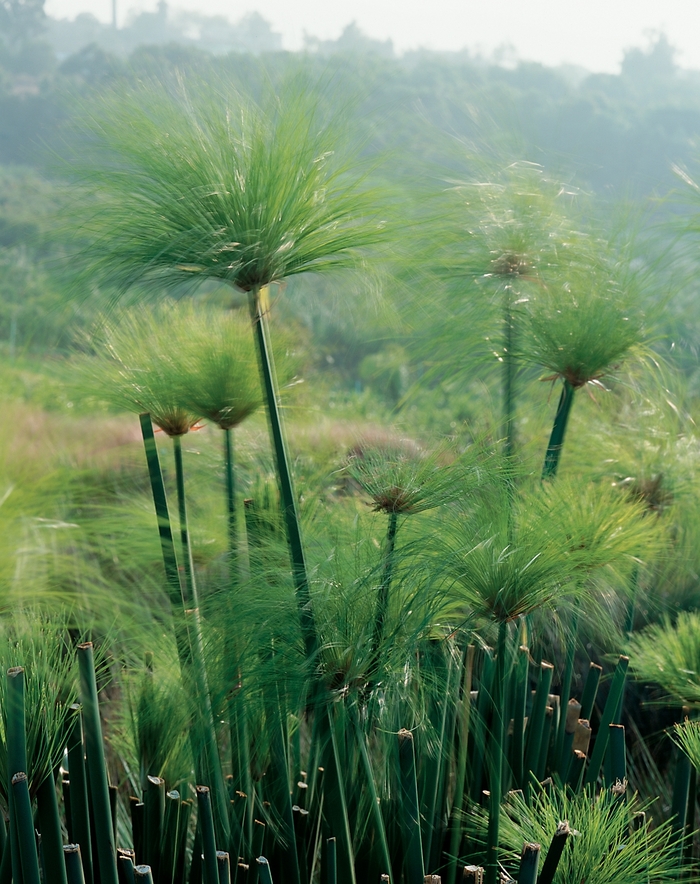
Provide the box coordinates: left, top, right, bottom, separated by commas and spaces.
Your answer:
6, 667, 26, 884
77, 643, 119, 884
248, 287, 318, 661
67, 706, 93, 884
517, 843, 540, 884
484, 621, 508, 884
349, 709, 392, 880
224, 428, 237, 583
37, 771, 68, 884
368, 511, 399, 683
139, 415, 229, 847
503, 292, 515, 461
446, 645, 475, 884
537, 822, 570, 884
510, 644, 529, 789
583, 656, 629, 788
398, 729, 424, 884
553, 608, 579, 775
196, 786, 219, 884
12, 773, 41, 884
542, 380, 575, 480
172, 434, 196, 608
64, 846, 87, 884
523, 662, 554, 792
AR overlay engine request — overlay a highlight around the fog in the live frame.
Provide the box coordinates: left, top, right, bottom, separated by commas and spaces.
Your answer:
43, 0, 700, 72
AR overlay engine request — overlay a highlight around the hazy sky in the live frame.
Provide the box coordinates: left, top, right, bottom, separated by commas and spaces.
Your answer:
43, 0, 700, 73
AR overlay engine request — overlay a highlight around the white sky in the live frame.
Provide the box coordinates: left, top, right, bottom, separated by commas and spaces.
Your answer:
42, 0, 700, 73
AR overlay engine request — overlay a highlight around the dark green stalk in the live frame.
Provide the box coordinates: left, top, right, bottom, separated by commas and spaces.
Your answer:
139, 415, 229, 847
608, 724, 626, 784
161, 790, 181, 884
672, 748, 691, 864
503, 290, 516, 461
138, 414, 186, 629
368, 511, 399, 682
247, 286, 317, 661
172, 434, 197, 605
133, 867, 154, 883
196, 786, 219, 884
517, 843, 540, 884
263, 682, 300, 884
484, 621, 508, 884
685, 765, 697, 868
541, 380, 575, 480
77, 643, 119, 884
67, 706, 93, 884
224, 428, 237, 582
470, 649, 495, 803
216, 851, 231, 884
12, 773, 41, 884
566, 751, 587, 792
256, 859, 274, 884
64, 846, 87, 884
117, 849, 136, 884
446, 645, 475, 884
349, 709, 392, 880
553, 610, 579, 774
510, 645, 529, 789
537, 821, 570, 884
130, 799, 144, 866
398, 729, 424, 884
535, 705, 554, 782
326, 838, 337, 884
523, 662, 554, 790
144, 776, 165, 879
560, 662, 602, 782
583, 656, 629, 788
423, 646, 457, 873
292, 808, 309, 884
250, 819, 266, 884
320, 706, 355, 884
6, 667, 26, 884
37, 771, 68, 884
175, 799, 192, 884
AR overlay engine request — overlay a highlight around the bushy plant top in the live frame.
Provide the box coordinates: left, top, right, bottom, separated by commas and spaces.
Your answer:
67, 77, 385, 295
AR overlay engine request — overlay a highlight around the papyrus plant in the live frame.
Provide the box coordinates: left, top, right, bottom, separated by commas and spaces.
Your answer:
407, 161, 582, 459
68, 77, 385, 663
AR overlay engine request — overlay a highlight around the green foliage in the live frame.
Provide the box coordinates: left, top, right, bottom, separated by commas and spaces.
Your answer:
82, 301, 264, 435
524, 264, 646, 387
66, 76, 385, 296
479, 785, 682, 884
345, 438, 468, 515
627, 611, 700, 706
0, 613, 80, 797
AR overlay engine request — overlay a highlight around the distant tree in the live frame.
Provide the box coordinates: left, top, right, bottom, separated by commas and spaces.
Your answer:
621, 33, 676, 83
0, 0, 46, 51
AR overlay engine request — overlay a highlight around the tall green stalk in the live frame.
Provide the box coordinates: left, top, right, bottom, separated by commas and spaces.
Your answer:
446, 645, 475, 884
368, 511, 399, 683
248, 286, 318, 662
553, 608, 579, 773
139, 415, 229, 846
542, 380, 575, 480
224, 428, 237, 582
37, 771, 69, 884
77, 643, 119, 884
583, 656, 629, 788
503, 292, 516, 462
67, 706, 93, 884
484, 622, 508, 884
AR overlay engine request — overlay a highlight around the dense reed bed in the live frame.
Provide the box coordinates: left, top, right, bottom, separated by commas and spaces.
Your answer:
1, 72, 700, 884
